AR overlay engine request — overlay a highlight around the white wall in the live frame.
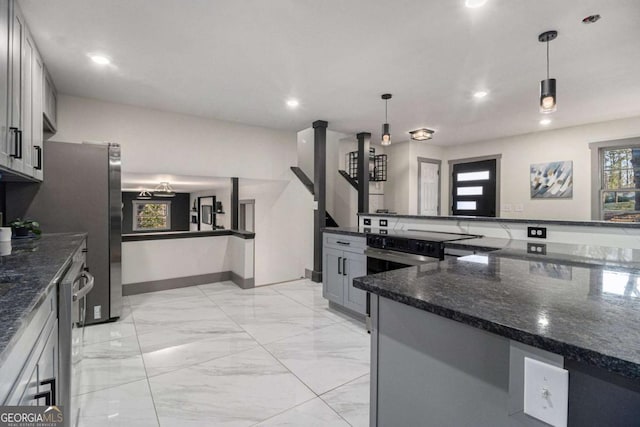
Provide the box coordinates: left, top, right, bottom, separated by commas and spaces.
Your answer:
57, 95, 313, 285
239, 176, 314, 286
297, 128, 314, 181
442, 115, 640, 221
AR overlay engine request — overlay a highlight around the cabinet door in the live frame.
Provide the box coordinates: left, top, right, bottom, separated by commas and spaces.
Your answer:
43, 68, 56, 131
8, 0, 23, 172
20, 27, 34, 176
37, 323, 58, 405
323, 247, 344, 304
31, 41, 43, 180
343, 251, 367, 314
0, 0, 9, 167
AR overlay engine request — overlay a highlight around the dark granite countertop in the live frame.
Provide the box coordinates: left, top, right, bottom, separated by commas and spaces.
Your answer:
122, 229, 255, 242
0, 233, 86, 364
357, 213, 640, 229
355, 254, 640, 380
322, 227, 367, 237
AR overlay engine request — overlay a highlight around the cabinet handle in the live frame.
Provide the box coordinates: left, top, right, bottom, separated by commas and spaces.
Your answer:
16, 129, 22, 159
34, 146, 42, 170
9, 127, 20, 159
336, 241, 351, 246
40, 378, 56, 405
338, 257, 342, 275
33, 391, 51, 406
343, 258, 347, 276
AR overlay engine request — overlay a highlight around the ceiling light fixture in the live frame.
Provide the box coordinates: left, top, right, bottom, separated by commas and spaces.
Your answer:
538, 30, 558, 114
409, 128, 435, 141
465, 0, 488, 8
473, 90, 488, 99
153, 182, 175, 198
137, 189, 152, 200
381, 94, 392, 146
539, 118, 552, 126
286, 99, 299, 108
582, 14, 601, 24
89, 54, 111, 65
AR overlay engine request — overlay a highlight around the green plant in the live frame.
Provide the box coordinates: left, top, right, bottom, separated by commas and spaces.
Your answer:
9, 218, 42, 235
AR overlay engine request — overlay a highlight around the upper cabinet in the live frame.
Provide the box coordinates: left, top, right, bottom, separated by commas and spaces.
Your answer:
0, 0, 55, 181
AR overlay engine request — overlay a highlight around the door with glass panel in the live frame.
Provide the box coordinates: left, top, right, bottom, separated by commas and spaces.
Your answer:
451, 159, 497, 217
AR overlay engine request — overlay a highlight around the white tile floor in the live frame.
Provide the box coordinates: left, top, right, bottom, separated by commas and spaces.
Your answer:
75, 279, 371, 426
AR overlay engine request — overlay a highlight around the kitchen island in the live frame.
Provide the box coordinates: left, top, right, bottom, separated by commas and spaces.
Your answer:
355, 253, 640, 426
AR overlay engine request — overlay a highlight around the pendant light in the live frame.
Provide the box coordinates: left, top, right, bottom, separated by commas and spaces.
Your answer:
538, 30, 558, 114
381, 94, 392, 146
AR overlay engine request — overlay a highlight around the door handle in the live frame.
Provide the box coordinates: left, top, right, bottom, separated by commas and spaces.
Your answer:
40, 378, 56, 405
73, 271, 95, 301
33, 391, 51, 406
343, 258, 347, 276
34, 146, 42, 170
338, 257, 342, 275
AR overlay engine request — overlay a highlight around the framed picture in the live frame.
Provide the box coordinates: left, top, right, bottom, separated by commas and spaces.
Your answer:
530, 161, 573, 199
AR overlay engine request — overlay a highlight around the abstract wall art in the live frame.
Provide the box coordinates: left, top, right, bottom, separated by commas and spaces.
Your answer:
530, 161, 573, 199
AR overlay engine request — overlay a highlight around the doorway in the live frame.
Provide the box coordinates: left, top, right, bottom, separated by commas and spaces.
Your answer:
239, 199, 255, 232
418, 158, 441, 216
450, 156, 500, 217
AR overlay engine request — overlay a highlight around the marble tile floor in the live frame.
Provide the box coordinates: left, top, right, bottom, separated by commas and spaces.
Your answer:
75, 279, 371, 426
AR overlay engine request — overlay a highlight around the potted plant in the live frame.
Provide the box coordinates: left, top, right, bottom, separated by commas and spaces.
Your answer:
9, 218, 42, 238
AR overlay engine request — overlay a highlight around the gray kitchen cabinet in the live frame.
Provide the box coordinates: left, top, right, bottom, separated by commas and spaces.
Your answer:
0, 0, 49, 180
0, 0, 9, 168
43, 67, 57, 132
322, 233, 367, 316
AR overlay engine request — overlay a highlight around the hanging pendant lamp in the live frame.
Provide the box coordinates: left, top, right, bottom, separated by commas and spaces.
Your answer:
381, 94, 392, 146
539, 30, 558, 114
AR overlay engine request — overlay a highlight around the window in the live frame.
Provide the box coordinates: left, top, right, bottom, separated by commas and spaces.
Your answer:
133, 201, 171, 231
600, 146, 640, 222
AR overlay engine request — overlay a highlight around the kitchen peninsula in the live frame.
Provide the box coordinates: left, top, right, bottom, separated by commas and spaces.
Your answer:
350, 214, 640, 426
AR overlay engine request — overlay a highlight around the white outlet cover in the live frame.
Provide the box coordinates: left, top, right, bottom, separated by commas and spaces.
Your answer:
515, 203, 524, 212
501, 204, 512, 212
524, 357, 568, 427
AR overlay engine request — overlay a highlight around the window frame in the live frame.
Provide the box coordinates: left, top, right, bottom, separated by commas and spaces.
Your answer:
590, 137, 640, 221
132, 200, 172, 232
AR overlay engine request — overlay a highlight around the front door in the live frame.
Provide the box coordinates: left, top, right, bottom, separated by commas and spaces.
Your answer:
451, 159, 497, 217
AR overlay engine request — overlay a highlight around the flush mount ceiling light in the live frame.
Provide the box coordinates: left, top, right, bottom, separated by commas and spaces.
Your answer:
89, 54, 111, 65
286, 99, 299, 108
539, 118, 552, 126
473, 90, 488, 99
538, 30, 558, 114
465, 0, 488, 8
582, 14, 601, 24
137, 189, 152, 200
409, 128, 435, 141
153, 182, 175, 198
381, 94, 392, 146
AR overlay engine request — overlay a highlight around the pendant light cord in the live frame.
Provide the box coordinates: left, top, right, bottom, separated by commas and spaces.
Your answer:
385, 99, 388, 122
546, 40, 550, 79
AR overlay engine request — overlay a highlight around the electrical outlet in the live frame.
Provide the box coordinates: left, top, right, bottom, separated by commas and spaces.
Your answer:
524, 357, 568, 427
363, 218, 372, 225
528, 227, 547, 239
527, 243, 547, 255
94, 305, 101, 320
501, 204, 512, 212
515, 204, 524, 212
379, 219, 388, 227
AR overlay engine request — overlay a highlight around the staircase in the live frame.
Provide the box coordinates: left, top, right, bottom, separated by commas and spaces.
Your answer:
291, 166, 339, 227
338, 170, 358, 190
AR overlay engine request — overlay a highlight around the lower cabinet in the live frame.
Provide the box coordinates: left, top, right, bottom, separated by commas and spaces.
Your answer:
322, 233, 367, 316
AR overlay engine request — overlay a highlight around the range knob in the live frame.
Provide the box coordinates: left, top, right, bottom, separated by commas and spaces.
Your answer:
415, 242, 425, 252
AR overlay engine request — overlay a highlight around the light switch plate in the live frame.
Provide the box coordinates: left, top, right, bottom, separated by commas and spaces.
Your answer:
524, 357, 568, 427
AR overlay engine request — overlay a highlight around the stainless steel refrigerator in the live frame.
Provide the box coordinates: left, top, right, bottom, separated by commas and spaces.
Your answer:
17, 141, 122, 324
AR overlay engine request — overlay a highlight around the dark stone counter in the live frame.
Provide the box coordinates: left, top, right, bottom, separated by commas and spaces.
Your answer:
354, 254, 640, 380
122, 229, 255, 242
0, 233, 86, 363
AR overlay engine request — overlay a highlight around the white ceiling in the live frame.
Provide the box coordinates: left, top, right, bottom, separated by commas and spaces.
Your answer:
21, 0, 640, 146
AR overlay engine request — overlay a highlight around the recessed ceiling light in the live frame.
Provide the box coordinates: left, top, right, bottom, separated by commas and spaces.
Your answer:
473, 90, 488, 99
286, 99, 299, 108
89, 54, 110, 65
540, 118, 552, 126
465, 0, 488, 8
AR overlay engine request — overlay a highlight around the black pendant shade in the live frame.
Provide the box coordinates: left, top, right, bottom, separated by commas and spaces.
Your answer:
381, 94, 392, 145
539, 30, 558, 114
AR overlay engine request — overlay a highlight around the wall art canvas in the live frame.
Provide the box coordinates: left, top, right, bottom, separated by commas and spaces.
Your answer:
530, 161, 573, 199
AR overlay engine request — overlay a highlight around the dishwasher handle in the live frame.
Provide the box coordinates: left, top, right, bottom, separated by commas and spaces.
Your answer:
73, 271, 95, 302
